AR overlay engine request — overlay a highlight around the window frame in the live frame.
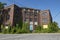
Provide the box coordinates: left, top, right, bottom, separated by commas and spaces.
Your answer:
42, 12, 47, 16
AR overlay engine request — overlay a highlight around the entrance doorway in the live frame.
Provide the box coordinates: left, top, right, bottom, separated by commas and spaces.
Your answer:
29, 24, 33, 32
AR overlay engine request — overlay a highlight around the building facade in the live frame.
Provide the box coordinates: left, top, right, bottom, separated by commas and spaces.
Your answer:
0, 4, 52, 30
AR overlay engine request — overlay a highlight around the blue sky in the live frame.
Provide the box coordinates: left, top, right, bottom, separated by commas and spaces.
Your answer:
0, 0, 60, 27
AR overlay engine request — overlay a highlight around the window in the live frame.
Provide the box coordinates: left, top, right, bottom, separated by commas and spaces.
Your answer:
29, 18, 33, 21
23, 9, 25, 11
8, 8, 10, 12
0, 11, 1, 14
0, 10, 2, 14
34, 18, 37, 22
24, 11, 29, 15
34, 12, 37, 16
6, 15, 10, 20
34, 10, 38, 16
16, 10, 19, 14
42, 12, 47, 16
30, 12, 33, 16
24, 18, 29, 22
34, 22, 38, 25
42, 18, 48, 23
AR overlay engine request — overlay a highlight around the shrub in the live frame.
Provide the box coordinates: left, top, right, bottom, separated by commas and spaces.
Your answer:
34, 25, 43, 33
48, 22, 59, 33
35, 25, 42, 31
21, 23, 30, 33
10, 27, 16, 34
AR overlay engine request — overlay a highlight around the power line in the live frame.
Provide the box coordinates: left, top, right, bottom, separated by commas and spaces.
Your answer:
7, 0, 14, 4
54, 11, 60, 19
15, 0, 27, 7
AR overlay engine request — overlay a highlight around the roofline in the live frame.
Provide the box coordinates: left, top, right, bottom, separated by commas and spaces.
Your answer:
4, 4, 41, 11
4, 4, 50, 11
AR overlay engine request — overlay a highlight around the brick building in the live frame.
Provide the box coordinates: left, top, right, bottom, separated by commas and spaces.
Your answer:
0, 4, 52, 30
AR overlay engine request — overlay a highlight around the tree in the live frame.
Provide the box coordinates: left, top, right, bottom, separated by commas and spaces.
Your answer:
0, 2, 6, 32
0, 2, 6, 9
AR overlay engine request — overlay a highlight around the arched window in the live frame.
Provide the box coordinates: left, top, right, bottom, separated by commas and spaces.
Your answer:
42, 12, 47, 16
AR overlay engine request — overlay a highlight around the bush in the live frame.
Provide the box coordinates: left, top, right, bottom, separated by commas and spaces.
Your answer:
10, 27, 16, 34
34, 25, 43, 33
34, 30, 41, 33
57, 30, 60, 33
0, 21, 59, 33
0, 23, 30, 34
21, 23, 30, 33
48, 22, 59, 33
41, 28, 49, 33
1, 25, 6, 34
35, 25, 42, 31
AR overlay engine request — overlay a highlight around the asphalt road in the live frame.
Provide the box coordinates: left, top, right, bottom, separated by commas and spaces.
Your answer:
0, 33, 60, 40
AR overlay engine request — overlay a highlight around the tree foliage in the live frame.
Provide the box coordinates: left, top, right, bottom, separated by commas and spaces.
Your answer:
35, 25, 42, 31
48, 22, 59, 32
0, 2, 6, 32
21, 23, 30, 33
0, 2, 6, 9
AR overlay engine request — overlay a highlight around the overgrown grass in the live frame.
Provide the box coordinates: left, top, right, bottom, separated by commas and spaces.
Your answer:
0, 22, 60, 34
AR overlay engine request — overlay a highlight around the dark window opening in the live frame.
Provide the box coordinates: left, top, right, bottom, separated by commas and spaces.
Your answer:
0, 10, 2, 14
29, 18, 33, 21
24, 11, 29, 15
30, 12, 33, 16
6, 15, 10, 20
34, 18, 37, 22
24, 18, 29, 22
34, 11, 37, 16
